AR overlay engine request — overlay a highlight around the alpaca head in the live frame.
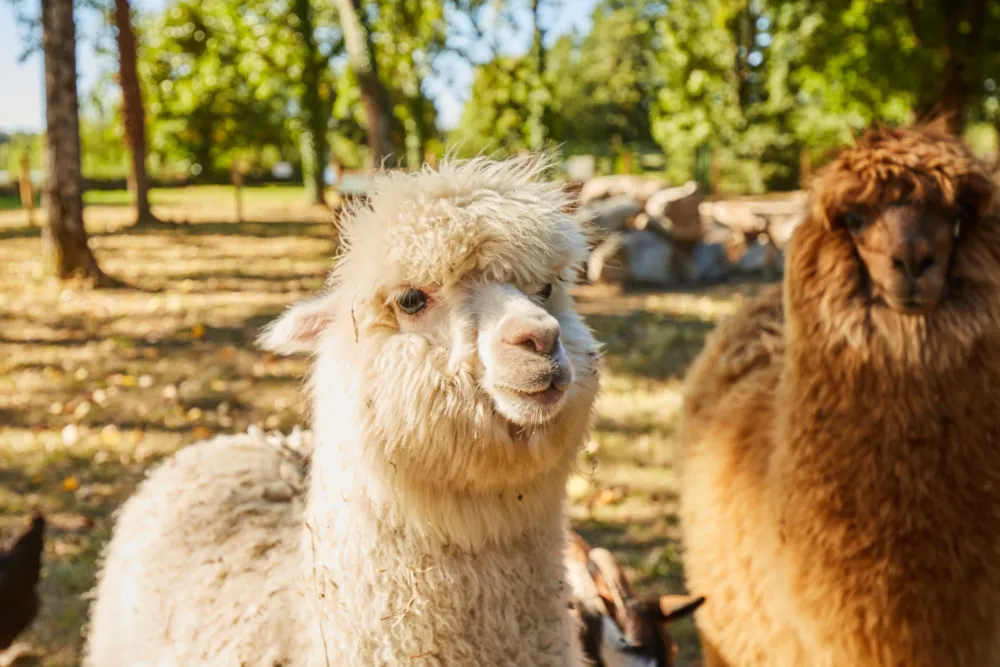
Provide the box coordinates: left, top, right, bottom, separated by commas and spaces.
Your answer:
808, 121, 996, 317
260, 155, 600, 492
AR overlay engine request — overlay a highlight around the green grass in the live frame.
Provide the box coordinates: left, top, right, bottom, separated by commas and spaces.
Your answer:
82, 184, 318, 207
0, 194, 28, 211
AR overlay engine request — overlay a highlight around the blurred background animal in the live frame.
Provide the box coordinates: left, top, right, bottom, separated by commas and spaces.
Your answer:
566, 530, 704, 667
0, 515, 45, 651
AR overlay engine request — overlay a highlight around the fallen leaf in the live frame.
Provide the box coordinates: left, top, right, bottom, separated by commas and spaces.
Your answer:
220, 345, 235, 360
62, 476, 80, 492
596, 488, 624, 506
100, 425, 122, 446
192, 323, 206, 338
192, 426, 214, 439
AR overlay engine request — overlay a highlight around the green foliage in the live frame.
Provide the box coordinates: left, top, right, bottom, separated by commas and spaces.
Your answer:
0, 132, 44, 181
138, 0, 314, 179
451, 56, 539, 155
451, 0, 662, 160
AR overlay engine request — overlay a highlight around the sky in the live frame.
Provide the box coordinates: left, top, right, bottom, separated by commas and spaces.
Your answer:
0, 0, 598, 134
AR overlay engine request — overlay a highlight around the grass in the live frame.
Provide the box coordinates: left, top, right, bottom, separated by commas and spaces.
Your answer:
82, 184, 320, 208
0, 195, 770, 666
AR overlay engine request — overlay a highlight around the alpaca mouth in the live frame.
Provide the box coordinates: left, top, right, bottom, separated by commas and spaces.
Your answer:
496, 382, 567, 406
882, 293, 937, 316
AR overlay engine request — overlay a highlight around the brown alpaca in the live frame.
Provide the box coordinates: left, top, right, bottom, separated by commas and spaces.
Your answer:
677, 122, 1000, 667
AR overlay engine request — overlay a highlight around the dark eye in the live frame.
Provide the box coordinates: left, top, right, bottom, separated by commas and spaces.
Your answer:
843, 211, 866, 233
537, 283, 553, 300
396, 288, 428, 315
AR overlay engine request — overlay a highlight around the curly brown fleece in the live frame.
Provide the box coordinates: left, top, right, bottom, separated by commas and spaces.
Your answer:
678, 123, 1000, 667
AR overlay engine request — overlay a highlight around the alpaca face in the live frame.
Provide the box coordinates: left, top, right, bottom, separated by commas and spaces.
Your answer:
390, 279, 575, 427
839, 203, 956, 315
259, 156, 601, 490
807, 124, 996, 323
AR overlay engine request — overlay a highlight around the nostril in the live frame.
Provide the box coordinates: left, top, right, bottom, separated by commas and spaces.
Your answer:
512, 332, 544, 354
915, 255, 936, 278
503, 322, 560, 355
891, 257, 907, 274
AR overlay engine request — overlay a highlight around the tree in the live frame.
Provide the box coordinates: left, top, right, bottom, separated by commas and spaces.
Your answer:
335, 0, 399, 167
293, 0, 331, 205
41, 0, 111, 284
113, 0, 156, 222
780, 0, 1000, 135
139, 0, 302, 180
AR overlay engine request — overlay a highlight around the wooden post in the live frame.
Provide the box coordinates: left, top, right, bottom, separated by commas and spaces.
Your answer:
709, 147, 722, 197
18, 151, 35, 226
621, 148, 633, 175
799, 147, 812, 190
231, 160, 244, 223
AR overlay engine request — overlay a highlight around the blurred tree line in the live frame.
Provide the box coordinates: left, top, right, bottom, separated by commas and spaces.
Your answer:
457, 0, 1000, 192
9, 0, 1000, 196
5, 0, 1000, 282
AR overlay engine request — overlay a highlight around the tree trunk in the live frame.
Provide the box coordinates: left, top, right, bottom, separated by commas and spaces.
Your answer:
527, 0, 548, 151
334, 0, 398, 168
113, 0, 155, 222
42, 0, 110, 285
293, 0, 328, 205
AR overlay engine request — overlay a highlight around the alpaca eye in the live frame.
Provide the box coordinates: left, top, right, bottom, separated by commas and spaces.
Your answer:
843, 211, 866, 233
536, 283, 553, 300
396, 289, 428, 315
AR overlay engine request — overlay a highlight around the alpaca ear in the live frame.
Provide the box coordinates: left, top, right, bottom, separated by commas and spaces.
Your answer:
257, 291, 337, 355
956, 170, 996, 232
657, 595, 706, 624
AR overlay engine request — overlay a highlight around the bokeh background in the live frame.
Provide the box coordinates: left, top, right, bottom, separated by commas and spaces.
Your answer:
1, 0, 999, 664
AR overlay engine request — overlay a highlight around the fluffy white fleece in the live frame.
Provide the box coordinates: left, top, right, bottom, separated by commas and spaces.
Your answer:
83, 155, 602, 666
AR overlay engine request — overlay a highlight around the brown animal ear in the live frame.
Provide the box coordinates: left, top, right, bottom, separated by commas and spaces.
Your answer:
956, 170, 996, 231
809, 180, 847, 231
657, 595, 706, 623
918, 114, 955, 137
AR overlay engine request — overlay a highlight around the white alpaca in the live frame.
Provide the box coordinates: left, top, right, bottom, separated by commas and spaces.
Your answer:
83, 155, 602, 666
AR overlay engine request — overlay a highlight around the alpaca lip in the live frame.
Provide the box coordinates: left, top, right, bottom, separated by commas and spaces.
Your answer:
888, 295, 936, 316
497, 382, 566, 406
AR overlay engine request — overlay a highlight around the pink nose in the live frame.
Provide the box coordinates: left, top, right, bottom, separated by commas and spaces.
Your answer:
500, 315, 561, 355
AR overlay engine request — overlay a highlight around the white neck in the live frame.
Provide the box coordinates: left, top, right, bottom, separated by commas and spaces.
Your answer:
296, 361, 583, 665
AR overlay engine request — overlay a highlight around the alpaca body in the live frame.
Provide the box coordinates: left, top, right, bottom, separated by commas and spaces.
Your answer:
681, 287, 1000, 667
83, 432, 306, 667
84, 156, 600, 666
679, 125, 1000, 667
84, 427, 583, 667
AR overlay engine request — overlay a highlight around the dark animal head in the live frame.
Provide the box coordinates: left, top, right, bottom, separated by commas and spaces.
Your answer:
0, 515, 46, 650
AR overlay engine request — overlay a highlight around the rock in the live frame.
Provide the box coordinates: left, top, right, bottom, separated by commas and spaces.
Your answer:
737, 239, 783, 277
769, 212, 805, 247
707, 200, 768, 236
578, 196, 644, 235
623, 230, 676, 286
579, 175, 670, 205
690, 242, 731, 285
587, 233, 628, 284
645, 181, 706, 244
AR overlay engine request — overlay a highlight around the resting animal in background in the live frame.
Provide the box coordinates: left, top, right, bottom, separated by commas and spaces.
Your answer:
677, 121, 1000, 667
566, 531, 704, 667
84, 155, 603, 666
0, 515, 45, 650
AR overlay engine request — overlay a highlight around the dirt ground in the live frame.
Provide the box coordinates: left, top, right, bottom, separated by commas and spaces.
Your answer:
0, 193, 769, 666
